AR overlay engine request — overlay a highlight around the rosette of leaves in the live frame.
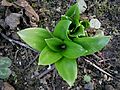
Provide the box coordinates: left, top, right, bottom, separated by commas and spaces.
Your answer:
61, 3, 90, 38
17, 2, 110, 86
0, 57, 12, 79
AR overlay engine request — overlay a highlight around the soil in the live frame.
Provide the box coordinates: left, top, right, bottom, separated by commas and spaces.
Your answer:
0, 0, 120, 90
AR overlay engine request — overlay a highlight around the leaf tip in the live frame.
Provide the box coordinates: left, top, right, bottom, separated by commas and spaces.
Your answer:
17, 30, 23, 38
67, 80, 75, 87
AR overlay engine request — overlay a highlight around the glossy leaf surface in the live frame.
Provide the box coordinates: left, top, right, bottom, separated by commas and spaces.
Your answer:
74, 36, 110, 55
17, 28, 52, 52
61, 40, 87, 58
38, 46, 62, 65
45, 38, 63, 52
53, 20, 71, 40
55, 57, 77, 86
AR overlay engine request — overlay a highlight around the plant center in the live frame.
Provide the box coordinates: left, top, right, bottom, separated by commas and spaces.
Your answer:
59, 44, 66, 50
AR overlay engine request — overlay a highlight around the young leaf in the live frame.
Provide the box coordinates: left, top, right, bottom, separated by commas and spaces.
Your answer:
0, 68, 11, 79
17, 28, 52, 52
0, 57, 12, 67
80, 20, 90, 29
73, 36, 110, 55
65, 4, 80, 27
61, 40, 87, 58
55, 57, 77, 86
65, 4, 79, 19
53, 20, 71, 40
70, 25, 85, 37
38, 46, 62, 65
90, 19, 101, 29
45, 38, 63, 52
61, 15, 72, 21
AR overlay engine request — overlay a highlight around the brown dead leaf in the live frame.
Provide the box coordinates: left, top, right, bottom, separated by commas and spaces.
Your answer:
5, 13, 22, 29
1, 0, 13, 6
15, 0, 39, 22
3, 82, 15, 90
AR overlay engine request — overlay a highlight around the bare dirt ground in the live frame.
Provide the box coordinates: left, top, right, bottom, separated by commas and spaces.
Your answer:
0, 0, 120, 90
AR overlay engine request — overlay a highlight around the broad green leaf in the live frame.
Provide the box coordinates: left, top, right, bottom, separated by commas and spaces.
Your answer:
61, 40, 87, 58
53, 20, 71, 40
73, 36, 110, 55
70, 25, 85, 37
17, 28, 52, 52
38, 46, 62, 65
65, 4, 80, 27
0, 68, 11, 79
0, 57, 12, 67
45, 38, 63, 52
55, 57, 77, 86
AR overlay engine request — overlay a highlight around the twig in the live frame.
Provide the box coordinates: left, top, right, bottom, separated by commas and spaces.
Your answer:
92, 54, 101, 60
0, 32, 38, 53
84, 59, 113, 77
99, 58, 116, 63
38, 66, 55, 79
24, 54, 39, 70
51, 69, 56, 90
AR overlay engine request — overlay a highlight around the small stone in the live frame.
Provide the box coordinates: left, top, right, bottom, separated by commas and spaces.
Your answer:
84, 82, 94, 90
90, 19, 101, 29
34, 71, 39, 76
114, 71, 118, 74
1, 0, 13, 6
99, 79, 102, 85
5, 13, 22, 29
4, 82, 15, 90
0, 19, 6, 29
11, 33, 20, 40
56, 7, 61, 12
76, 87, 80, 90
77, 0, 87, 13
105, 85, 115, 90
104, 74, 108, 81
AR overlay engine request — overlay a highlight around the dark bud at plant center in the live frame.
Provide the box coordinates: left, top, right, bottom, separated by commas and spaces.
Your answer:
69, 22, 76, 31
59, 44, 66, 49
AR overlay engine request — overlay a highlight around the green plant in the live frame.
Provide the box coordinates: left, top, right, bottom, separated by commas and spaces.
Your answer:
17, 1, 110, 86
0, 57, 12, 79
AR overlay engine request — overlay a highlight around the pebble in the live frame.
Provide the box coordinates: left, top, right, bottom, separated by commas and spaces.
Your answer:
84, 82, 94, 90
105, 85, 115, 90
